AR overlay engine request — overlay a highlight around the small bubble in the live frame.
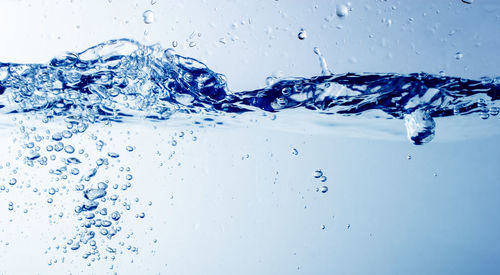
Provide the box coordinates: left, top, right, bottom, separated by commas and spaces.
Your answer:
108, 152, 120, 158
9, 178, 16, 186
480, 112, 489, 120
126, 146, 134, 152
143, 10, 155, 24
489, 107, 499, 116
313, 170, 323, 178
189, 41, 197, 47
172, 41, 178, 48
64, 145, 75, 154
455, 52, 463, 60
320, 186, 328, 193
297, 29, 307, 40
336, 4, 349, 17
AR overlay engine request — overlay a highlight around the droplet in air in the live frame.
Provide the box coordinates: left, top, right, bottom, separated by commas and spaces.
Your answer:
9, 178, 17, 186
461, 0, 473, 4
346, 224, 351, 230
455, 52, 463, 60
291, 148, 299, 155
297, 29, 307, 40
407, 155, 412, 160
336, 4, 349, 17
172, 41, 178, 48
320, 176, 327, 182
321, 225, 326, 230
313, 47, 332, 76
143, 10, 155, 24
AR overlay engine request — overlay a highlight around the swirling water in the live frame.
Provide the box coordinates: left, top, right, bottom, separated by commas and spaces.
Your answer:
0, 39, 499, 268
1, 39, 498, 144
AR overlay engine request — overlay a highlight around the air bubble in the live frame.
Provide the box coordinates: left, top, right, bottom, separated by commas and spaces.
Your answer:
320, 186, 328, 193
9, 178, 17, 186
143, 10, 155, 24
313, 170, 323, 178
64, 145, 75, 154
297, 29, 307, 40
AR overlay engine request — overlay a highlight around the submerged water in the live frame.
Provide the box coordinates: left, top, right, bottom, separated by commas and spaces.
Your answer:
0, 39, 499, 273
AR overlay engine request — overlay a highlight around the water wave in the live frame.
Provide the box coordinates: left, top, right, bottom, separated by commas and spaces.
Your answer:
0, 38, 498, 144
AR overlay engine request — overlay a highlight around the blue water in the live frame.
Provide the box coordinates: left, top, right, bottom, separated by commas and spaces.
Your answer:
1, 39, 498, 146
0, 39, 499, 267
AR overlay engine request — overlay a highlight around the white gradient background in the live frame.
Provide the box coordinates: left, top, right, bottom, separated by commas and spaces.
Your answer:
0, 0, 499, 274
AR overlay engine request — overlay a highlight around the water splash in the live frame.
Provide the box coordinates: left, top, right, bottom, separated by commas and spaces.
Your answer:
0, 38, 498, 146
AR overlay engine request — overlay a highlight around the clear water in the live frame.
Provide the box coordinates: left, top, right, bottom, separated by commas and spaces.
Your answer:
0, 1, 499, 274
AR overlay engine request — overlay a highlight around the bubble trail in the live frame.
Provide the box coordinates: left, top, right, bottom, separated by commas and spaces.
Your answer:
0, 38, 498, 145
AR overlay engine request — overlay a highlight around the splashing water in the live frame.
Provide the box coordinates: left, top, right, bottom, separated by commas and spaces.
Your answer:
1, 39, 497, 145
0, 39, 499, 263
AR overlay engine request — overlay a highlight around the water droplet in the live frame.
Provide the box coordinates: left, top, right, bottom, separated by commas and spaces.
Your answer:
320, 186, 328, 193
346, 224, 351, 230
143, 10, 155, 24
336, 4, 349, 17
126, 146, 135, 152
151, 0, 158, 4
172, 41, 178, 48
313, 170, 323, 178
297, 29, 307, 40
189, 41, 197, 47
9, 178, 17, 186
407, 155, 412, 160
321, 225, 326, 230
320, 176, 327, 182
455, 52, 463, 60
313, 47, 332, 76
291, 148, 299, 155
461, 0, 473, 4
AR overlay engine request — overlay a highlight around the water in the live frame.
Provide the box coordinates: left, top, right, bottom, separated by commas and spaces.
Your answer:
1, 39, 498, 145
1, 1, 499, 274
0, 39, 498, 271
